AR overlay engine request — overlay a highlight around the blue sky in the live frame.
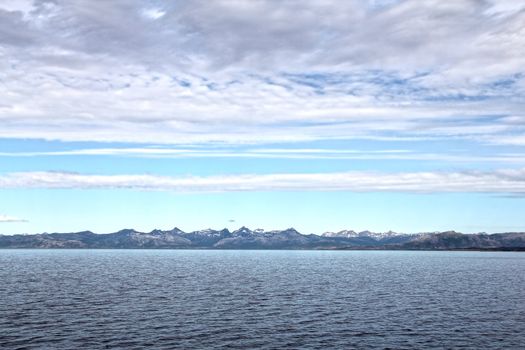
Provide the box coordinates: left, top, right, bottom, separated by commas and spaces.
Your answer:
1, 0, 525, 234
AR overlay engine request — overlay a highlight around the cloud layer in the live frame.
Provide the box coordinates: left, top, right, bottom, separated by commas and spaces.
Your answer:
0, 0, 524, 145
2, 147, 525, 164
2, 170, 525, 194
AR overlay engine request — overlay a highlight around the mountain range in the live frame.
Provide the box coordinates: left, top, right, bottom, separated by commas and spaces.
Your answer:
1, 227, 524, 250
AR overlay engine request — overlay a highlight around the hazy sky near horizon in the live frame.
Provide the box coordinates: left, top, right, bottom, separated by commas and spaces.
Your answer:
1, 0, 525, 234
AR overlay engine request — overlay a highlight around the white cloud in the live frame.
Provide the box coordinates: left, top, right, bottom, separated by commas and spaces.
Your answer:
1, 170, 525, 194
2, 147, 525, 164
0, 0, 34, 15
141, 8, 166, 20
0, 214, 27, 223
0, 0, 523, 145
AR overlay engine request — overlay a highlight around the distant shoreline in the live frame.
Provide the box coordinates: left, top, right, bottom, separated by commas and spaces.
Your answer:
1, 247, 524, 252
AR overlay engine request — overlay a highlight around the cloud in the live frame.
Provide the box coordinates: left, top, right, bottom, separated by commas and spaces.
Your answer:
2, 147, 525, 164
0, 215, 27, 223
2, 170, 525, 194
0, 1, 523, 145
141, 8, 166, 20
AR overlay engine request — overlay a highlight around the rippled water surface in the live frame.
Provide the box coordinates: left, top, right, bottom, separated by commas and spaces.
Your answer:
1, 250, 524, 349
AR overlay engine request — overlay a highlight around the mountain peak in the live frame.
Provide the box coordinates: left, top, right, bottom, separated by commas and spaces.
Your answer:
281, 227, 300, 235
233, 226, 253, 235
149, 227, 186, 235
322, 230, 357, 238
117, 228, 138, 235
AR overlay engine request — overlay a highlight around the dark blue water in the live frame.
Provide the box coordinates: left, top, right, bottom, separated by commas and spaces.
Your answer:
1, 250, 524, 349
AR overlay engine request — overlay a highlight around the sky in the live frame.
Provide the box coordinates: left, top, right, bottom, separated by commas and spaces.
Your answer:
1, 0, 525, 235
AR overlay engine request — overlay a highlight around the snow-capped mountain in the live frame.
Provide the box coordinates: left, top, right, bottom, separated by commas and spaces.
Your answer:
322, 230, 411, 240
0, 227, 524, 250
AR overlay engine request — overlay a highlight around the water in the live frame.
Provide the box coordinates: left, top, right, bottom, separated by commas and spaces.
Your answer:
1, 250, 524, 349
